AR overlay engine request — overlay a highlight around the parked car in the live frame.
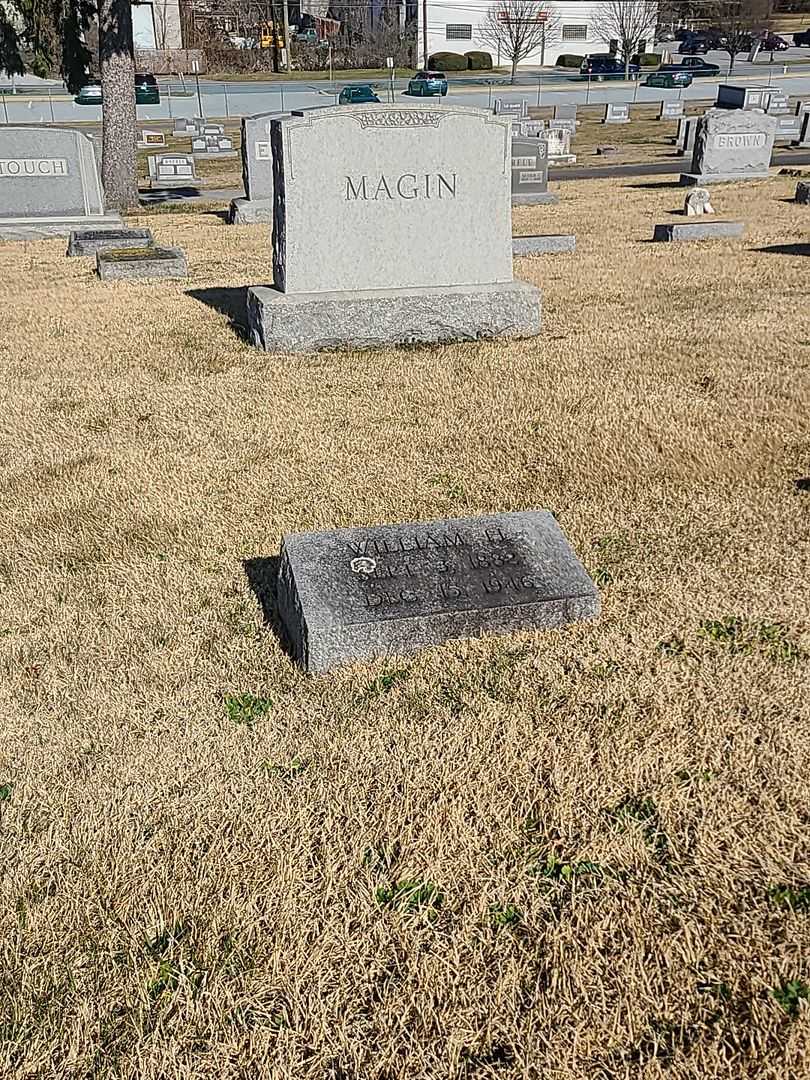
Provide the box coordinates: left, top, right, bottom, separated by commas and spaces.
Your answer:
793, 29, 810, 47
75, 74, 160, 106
407, 70, 448, 97
758, 32, 790, 51
580, 55, 641, 80
658, 56, 720, 77
677, 33, 713, 53
338, 84, 381, 105
643, 69, 693, 88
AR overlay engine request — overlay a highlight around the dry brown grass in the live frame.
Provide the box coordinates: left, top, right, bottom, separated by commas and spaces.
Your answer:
0, 175, 809, 1079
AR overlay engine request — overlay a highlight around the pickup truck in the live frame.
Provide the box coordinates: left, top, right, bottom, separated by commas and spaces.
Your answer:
658, 56, 721, 77
794, 29, 810, 47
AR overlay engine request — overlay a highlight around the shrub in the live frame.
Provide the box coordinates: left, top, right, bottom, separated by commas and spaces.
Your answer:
465, 50, 492, 71
428, 51, 467, 71
556, 53, 584, 68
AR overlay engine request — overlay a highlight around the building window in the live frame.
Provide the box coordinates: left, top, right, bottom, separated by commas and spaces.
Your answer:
446, 23, 473, 40
561, 24, 588, 41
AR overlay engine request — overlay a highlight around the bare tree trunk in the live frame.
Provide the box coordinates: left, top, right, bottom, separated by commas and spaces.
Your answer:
99, 0, 138, 211
511, 56, 518, 83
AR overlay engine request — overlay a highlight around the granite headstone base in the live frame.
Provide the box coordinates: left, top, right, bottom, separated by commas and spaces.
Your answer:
653, 221, 744, 242
96, 247, 188, 281
511, 192, 559, 206
68, 228, 154, 257
0, 213, 124, 243
513, 235, 576, 255
193, 151, 239, 161
228, 197, 275, 224
274, 510, 600, 672
246, 282, 542, 353
680, 170, 769, 185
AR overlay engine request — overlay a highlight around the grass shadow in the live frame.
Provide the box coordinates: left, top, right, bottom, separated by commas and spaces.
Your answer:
625, 180, 685, 190
755, 243, 810, 256
243, 556, 295, 661
187, 287, 250, 340
139, 187, 202, 205
795, 478, 810, 491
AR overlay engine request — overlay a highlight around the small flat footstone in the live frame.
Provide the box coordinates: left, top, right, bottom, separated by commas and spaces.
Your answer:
653, 221, 744, 242
680, 172, 768, 186
96, 246, 188, 281
246, 281, 542, 353
275, 510, 600, 673
68, 227, 153, 257
228, 197, 275, 224
511, 192, 559, 206
596, 145, 618, 155
513, 234, 575, 256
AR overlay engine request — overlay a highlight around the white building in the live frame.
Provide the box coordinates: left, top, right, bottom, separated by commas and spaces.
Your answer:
418, 1, 657, 70
131, 0, 183, 50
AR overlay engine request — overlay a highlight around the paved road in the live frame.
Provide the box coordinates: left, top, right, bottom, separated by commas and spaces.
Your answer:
2, 48, 810, 125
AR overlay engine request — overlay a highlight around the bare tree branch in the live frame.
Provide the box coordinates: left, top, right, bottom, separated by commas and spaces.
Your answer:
591, 0, 658, 79
478, 0, 560, 82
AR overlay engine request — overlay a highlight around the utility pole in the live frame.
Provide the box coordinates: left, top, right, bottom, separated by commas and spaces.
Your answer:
282, 0, 292, 72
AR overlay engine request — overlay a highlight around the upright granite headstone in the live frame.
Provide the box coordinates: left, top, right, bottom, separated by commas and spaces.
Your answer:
681, 108, 777, 185
191, 134, 236, 158
229, 110, 286, 224
0, 126, 122, 241
766, 90, 789, 115
246, 103, 541, 351
659, 100, 684, 121
148, 153, 198, 188
543, 128, 576, 163
603, 103, 630, 124
549, 117, 576, 137
797, 112, 810, 148
676, 117, 698, 156
138, 130, 166, 149
796, 100, 810, 117
773, 115, 802, 144
716, 85, 770, 111
511, 137, 555, 205
274, 511, 600, 672
553, 103, 577, 122
494, 100, 528, 119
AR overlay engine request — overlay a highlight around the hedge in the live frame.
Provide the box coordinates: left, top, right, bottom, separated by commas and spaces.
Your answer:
428, 51, 467, 71
556, 54, 584, 68
464, 50, 493, 70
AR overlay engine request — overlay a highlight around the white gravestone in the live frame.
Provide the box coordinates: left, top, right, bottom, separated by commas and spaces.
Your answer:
229, 111, 287, 224
684, 188, 715, 216
246, 104, 541, 352
681, 108, 777, 186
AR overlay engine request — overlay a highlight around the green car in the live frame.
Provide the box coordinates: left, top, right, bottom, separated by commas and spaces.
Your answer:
338, 84, 381, 105
407, 70, 448, 97
642, 70, 693, 88
75, 74, 160, 106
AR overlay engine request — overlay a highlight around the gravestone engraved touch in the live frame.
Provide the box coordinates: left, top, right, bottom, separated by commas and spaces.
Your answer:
603, 103, 630, 124
67, 227, 153, 257
96, 246, 188, 281
653, 220, 744, 242
681, 108, 776, 185
0, 126, 122, 239
229, 111, 288, 224
511, 137, 555, 205
659, 100, 685, 121
275, 511, 599, 672
148, 153, 198, 188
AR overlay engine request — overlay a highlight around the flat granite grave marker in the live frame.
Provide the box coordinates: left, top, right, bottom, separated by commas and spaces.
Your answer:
681, 108, 776, 185
659, 100, 684, 121
0, 126, 122, 240
513, 234, 575, 255
274, 510, 599, 672
96, 246, 188, 281
67, 227, 153, 256
603, 103, 630, 125
229, 110, 286, 224
511, 137, 556, 205
246, 103, 541, 351
653, 220, 744, 242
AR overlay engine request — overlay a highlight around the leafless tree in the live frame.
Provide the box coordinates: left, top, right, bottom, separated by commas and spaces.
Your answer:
591, 0, 658, 80
478, 0, 560, 83
705, 1, 772, 73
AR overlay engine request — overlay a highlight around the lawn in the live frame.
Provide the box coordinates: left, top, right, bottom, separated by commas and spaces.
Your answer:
0, 174, 808, 1079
